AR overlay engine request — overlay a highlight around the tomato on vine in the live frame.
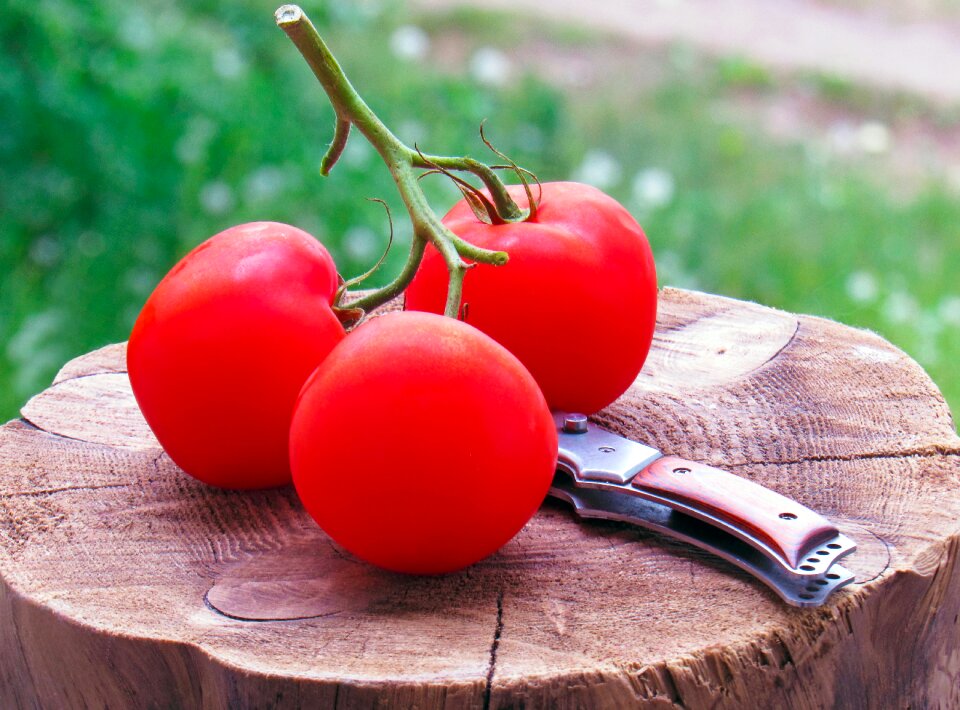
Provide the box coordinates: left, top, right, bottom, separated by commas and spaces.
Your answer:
128, 222, 344, 489
406, 182, 658, 414
124, 7, 659, 579
289, 311, 558, 574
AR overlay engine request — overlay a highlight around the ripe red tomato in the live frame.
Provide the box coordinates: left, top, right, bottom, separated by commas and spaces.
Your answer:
405, 181, 657, 414
289, 311, 558, 574
128, 222, 344, 489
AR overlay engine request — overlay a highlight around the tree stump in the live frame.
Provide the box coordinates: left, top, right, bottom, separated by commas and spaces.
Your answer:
2, 287, 959, 708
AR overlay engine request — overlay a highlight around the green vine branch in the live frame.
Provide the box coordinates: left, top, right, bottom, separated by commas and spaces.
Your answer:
275, 4, 531, 319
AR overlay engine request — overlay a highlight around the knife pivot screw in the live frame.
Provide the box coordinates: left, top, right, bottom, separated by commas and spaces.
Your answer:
672, 467, 691, 475
562, 413, 589, 434
779, 512, 798, 520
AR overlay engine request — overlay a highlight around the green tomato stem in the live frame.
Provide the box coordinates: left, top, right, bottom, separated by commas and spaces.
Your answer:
412, 153, 525, 221
320, 117, 351, 176
347, 234, 427, 313
275, 5, 516, 318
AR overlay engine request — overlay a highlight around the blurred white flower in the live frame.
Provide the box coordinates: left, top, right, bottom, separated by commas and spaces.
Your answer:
175, 117, 215, 166
200, 181, 235, 215
572, 150, 622, 190
29, 236, 61, 267
881, 290, 919, 324
119, 11, 155, 50
827, 121, 857, 155
948, 166, 960, 195
857, 121, 891, 154
390, 25, 430, 61
397, 120, 427, 145
916, 313, 942, 366
470, 47, 511, 86
124, 267, 158, 297
515, 123, 544, 152
917, 311, 943, 338
244, 166, 286, 204
845, 270, 879, 304
343, 225, 380, 263
341, 138, 373, 168
937, 295, 960, 326
826, 119, 890, 156
632, 168, 675, 209
213, 47, 246, 80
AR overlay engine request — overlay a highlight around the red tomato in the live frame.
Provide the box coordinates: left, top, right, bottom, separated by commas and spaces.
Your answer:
128, 222, 344, 489
289, 311, 558, 574
405, 182, 657, 414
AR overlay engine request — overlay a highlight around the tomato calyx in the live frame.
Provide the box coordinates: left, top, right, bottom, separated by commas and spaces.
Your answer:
275, 5, 543, 321
414, 123, 543, 227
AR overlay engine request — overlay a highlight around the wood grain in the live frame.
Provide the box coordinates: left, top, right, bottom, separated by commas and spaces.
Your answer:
2, 287, 959, 709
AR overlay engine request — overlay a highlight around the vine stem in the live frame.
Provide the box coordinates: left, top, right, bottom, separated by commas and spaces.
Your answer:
275, 5, 520, 318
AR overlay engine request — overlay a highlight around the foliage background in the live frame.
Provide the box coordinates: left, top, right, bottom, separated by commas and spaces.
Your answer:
3, 0, 958, 421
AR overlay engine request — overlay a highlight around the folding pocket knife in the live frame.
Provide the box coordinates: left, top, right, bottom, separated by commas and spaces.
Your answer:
549, 412, 857, 607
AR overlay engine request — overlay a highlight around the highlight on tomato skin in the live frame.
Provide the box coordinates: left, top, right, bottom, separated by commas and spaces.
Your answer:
127, 221, 345, 490
405, 181, 658, 415
289, 311, 559, 575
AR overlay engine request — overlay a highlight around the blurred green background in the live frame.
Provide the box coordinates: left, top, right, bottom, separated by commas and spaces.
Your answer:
3, 0, 959, 420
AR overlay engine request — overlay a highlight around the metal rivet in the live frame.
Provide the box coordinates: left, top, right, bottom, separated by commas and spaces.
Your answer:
598, 446, 616, 453
779, 512, 797, 520
673, 467, 691, 475
562, 413, 589, 434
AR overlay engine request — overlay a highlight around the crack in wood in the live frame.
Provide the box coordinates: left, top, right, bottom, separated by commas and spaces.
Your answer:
202, 588, 347, 623
661, 664, 686, 707
54, 369, 129, 385
850, 528, 893, 585
749, 317, 801, 377
14, 413, 161, 456
15, 416, 153, 452
0, 483, 129, 499
727, 448, 960, 469
483, 590, 504, 710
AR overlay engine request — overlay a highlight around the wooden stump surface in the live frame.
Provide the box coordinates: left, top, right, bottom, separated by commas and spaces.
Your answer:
2, 287, 960, 708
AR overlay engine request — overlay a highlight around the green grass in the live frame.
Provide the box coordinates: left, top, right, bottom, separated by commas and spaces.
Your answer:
2, 1, 958, 422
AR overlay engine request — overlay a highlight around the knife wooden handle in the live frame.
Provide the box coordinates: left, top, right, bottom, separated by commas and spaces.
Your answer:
632, 456, 837, 569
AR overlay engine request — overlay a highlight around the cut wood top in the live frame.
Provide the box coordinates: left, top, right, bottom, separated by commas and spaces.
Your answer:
3, 287, 960, 705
